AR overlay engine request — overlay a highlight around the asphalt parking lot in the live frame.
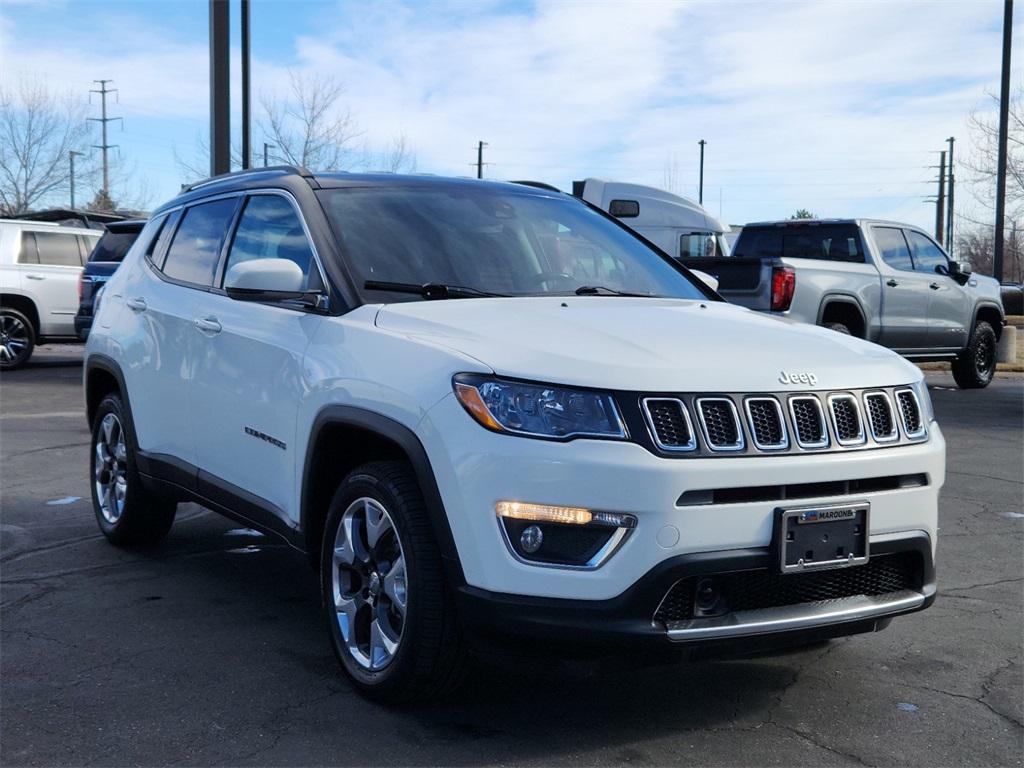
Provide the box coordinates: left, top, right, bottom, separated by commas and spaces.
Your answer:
1, 346, 1021, 767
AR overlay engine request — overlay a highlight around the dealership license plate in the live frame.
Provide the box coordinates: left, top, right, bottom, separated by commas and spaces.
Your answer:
777, 502, 869, 574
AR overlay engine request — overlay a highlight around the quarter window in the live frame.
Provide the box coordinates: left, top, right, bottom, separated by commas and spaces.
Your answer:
873, 227, 914, 272
223, 195, 315, 289
17, 232, 38, 264
34, 231, 84, 266
905, 230, 949, 274
161, 199, 238, 286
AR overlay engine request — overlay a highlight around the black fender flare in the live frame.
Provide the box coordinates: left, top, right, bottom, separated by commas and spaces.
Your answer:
971, 301, 1005, 338
300, 405, 466, 587
84, 354, 132, 428
816, 295, 869, 336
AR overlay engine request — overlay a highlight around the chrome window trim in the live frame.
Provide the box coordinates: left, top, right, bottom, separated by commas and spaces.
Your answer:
787, 395, 830, 449
863, 391, 899, 443
695, 397, 745, 452
641, 397, 697, 452
894, 388, 928, 440
743, 396, 789, 451
827, 393, 866, 446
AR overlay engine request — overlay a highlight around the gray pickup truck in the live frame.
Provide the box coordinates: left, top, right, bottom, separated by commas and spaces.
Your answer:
679, 218, 1005, 389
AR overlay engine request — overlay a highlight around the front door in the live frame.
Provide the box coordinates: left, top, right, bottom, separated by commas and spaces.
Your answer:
189, 192, 324, 526
903, 229, 970, 352
872, 226, 932, 351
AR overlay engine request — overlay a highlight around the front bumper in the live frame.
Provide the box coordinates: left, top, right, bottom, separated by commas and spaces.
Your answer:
457, 532, 935, 651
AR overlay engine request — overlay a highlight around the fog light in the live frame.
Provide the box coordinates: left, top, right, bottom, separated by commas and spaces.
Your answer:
520, 525, 543, 554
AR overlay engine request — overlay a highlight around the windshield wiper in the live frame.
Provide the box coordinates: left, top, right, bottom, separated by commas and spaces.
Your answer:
364, 280, 507, 300
573, 285, 652, 297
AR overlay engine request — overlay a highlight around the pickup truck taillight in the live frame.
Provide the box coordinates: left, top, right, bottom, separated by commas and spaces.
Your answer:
771, 267, 796, 312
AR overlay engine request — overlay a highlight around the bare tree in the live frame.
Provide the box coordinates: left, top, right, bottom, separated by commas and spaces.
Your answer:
662, 153, 683, 194
260, 71, 361, 170
370, 132, 417, 173
0, 79, 90, 215
963, 85, 1024, 218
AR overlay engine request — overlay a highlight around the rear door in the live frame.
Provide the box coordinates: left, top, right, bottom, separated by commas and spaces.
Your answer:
189, 191, 325, 525
903, 229, 970, 352
870, 226, 932, 350
20, 229, 94, 336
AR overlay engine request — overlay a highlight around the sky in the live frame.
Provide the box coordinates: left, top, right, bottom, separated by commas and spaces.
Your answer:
0, 0, 1018, 232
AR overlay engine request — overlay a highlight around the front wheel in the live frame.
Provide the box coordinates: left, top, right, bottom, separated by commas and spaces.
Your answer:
0, 308, 35, 370
952, 321, 997, 389
321, 461, 465, 702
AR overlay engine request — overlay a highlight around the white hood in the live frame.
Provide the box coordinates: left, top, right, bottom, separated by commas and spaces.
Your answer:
375, 297, 921, 392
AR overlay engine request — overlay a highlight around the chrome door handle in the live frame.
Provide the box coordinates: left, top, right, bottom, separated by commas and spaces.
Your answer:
929, 282, 940, 290
193, 317, 222, 334
886, 279, 898, 287
25, 274, 45, 281
126, 297, 147, 312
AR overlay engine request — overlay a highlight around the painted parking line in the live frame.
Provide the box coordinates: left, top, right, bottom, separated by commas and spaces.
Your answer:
0, 411, 84, 420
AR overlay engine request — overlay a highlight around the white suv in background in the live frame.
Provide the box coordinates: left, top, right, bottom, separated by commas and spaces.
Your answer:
0, 219, 100, 369
84, 168, 944, 702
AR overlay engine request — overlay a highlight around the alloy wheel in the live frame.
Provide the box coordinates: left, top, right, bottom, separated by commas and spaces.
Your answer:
975, 335, 995, 377
331, 497, 407, 671
94, 413, 128, 524
0, 314, 30, 366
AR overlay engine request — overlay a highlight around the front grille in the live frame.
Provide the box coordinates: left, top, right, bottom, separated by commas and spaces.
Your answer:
745, 398, 787, 449
642, 398, 695, 451
896, 389, 925, 438
829, 395, 864, 444
697, 398, 743, 450
654, 552, 922, 624
789, 396, 828, 448
864, 392, 898, 442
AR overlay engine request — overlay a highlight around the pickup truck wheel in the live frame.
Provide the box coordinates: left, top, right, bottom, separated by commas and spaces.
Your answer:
90, 393, 177, 545
952, 321, 997, 389
0, 308, 35, 370
321, 460, 466, 702
824, 322, 852, 336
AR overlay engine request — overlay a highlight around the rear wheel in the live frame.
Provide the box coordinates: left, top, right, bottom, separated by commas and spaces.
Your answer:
90, 393, 177, 545
0, 308, 35, 370
321, 461, 465, 702
952, 321, 996, 389
824, 321, 852, 336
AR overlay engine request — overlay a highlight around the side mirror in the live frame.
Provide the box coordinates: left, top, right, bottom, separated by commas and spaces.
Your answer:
224, 258, 306, 301
690, 269, 719, 292
956, 260, 973, 276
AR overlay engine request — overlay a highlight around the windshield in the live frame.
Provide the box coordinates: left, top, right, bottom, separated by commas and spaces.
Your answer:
318, 186, 708, 300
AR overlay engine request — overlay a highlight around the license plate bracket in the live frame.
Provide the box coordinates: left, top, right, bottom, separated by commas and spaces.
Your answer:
776, 502, 869, 574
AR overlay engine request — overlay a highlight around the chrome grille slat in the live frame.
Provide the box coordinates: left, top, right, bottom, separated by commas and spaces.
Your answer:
895, 388, 926, 439
744, 397, 788, 450
788, 396, 829, 449
696, 398, 744, 451
642, 398, 697, 452
828, 394, 866, 446
864, 391, 898, 442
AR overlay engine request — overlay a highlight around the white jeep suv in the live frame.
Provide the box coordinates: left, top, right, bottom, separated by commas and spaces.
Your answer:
1, 219, 100, 368
84, 168, 943, 702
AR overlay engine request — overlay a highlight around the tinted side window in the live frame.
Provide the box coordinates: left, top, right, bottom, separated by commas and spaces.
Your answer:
88, 230, 141, 263
223, 195, 315, 288
873, 227, 914, 272
34, 231, 84, 266
732, 228, 782, 259
17, 232, 38, 264
905, 230, 948, 274
161, 199, 237, 286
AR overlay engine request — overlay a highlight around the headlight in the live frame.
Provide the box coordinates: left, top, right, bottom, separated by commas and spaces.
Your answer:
912, 378, 935, 423
452, 374, 627, 440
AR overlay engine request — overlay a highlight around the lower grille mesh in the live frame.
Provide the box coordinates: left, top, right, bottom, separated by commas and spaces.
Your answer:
654, 552, 922, 624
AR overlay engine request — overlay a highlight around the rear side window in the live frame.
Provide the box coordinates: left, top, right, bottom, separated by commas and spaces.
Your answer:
873, 227, 914, 272
34, 231, 84, 266
161, 199, 238, 286
88, 229, 142, 263
223, 195, 315, 288
905, 230, 948, 274
734, 225, 862, 263
17, 232, 38, 264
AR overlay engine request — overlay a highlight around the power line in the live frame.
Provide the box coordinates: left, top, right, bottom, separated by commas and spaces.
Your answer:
88, 79, 122, 203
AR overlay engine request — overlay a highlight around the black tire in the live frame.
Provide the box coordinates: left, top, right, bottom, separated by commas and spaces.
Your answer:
321, 460, 465, 703
824, 321, 851, 336
90, 392, 177, 545
0, 307, 36, 370
952, 321, 997, 389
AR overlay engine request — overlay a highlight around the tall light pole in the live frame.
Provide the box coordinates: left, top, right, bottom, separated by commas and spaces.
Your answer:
209, 0, 231, 176
946, 136, 955, 256
69, 150, 84, 209
994, 0, 1013, 282
698, 139, 706, 204
240, 0, 251, 170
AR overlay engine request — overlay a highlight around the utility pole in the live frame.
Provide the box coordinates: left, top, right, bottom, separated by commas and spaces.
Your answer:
69, 150, 84, 209
946, 136, 955, 256
209, 0, 231, 176
263, 143, 275, 168
935, 151, 946, 245
240, 0, 251, 169
994, 0, 1013, 282
88, 80, 121, 204
475, 141, 488, 179
698, 139, 706, 204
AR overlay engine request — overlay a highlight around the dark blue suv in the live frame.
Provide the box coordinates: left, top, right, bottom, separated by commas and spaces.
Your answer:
75, 219, 146, 339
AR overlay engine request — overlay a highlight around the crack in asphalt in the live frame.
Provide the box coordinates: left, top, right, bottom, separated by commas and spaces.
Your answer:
942, 577, 1024, 594
946, 469, 1024, 485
